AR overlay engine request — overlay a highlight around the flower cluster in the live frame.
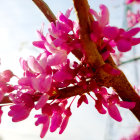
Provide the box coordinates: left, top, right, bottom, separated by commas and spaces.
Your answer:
90, 5, 140, 56
127, 10, 140, 28
0, 4, 140, 138
126, 0, 140, 28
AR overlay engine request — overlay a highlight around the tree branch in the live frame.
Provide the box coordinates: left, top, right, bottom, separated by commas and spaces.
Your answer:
32, 0, 56, 22
0, 80, 96, 104
73, 0, 140, 121
106, 56, 140, 121
73, 0, 104, 68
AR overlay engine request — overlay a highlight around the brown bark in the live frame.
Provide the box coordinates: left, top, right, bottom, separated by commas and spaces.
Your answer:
73, 0, 104, 68
32, 0, 56, 22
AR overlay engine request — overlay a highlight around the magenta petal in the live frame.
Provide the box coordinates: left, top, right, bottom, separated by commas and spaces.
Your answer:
50, 113, 62, 132
95, 100, 106, 114
59, 116, 69, 134
59, 13, 73, 28
40, 75, 52, 92
35, 115, 50, 138
102, 64, 120, 75
31, 75, 52, 92
89, 9, 100, 21
19, 58, 28, 71
47, 51, 67, 66
131, 38, 140, 46
1, 70, 14, 82
103, 26, 119, 39
116, 39, 132, 52
35, 94, 48, 110
77, 95, 88, 108
123, 27, 140, 37
38, 53, 48, 70
99, 4, 109, 26
37, 30, 46, 41
8, 104, 31, 122
119, 101, 136, 109
45, 41, 59, 53
40, 119, 50, 138
18, 77, 31, 86
32, 41, 46, 49
31, 77, 41, 91
42, 103, 53, 116
53, 70, 72, 82
65, 8, 73, 18
27, 56, 43, 73
64, 107, 72, 116
53, 38, 64, 47
101, 51, 110, 61
107, 104, 122, 122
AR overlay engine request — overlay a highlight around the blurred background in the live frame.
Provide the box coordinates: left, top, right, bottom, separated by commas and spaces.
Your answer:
0, 0, 139, 140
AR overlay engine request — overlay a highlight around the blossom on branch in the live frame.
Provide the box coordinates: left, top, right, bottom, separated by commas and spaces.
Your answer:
0, 1, 139, 139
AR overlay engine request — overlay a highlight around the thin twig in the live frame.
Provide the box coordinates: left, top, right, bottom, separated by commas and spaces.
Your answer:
32, 0, 56, 22
119, 56, 140, 66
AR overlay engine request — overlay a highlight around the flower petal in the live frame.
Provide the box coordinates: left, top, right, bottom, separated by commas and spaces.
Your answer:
119, 101, 136, 109
107, 104, 122, 122
35, 94, 49, 110
50, 112, 63, 132
27, 56, 43, 73
47, 51, 67, 66
59, 116, 69, 134
116, 39, 132, 52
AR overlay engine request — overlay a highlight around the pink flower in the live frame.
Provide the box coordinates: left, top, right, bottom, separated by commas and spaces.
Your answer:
90, 4, 109, 28
35, 115, 50, 138
50, 112, 63, 132
59, 107, 72, 134
32, 29, 46, 50
0, 70, 14, 102
35, 94, 49, 110
0, 70, 14, 82
8, 94, 34, 122
103, 27, 140, 52
31, 74, 52, 93
90, 5, 140, 53
46, 50, 67, 66
127, 10, 140, 28
93, 87, 135, 122
77, 94, 88, 108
